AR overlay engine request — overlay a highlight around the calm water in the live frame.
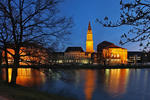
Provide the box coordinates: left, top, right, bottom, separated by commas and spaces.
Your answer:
1, 68, 150, 100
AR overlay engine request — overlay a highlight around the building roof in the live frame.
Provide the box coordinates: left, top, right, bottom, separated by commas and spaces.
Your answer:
103, 44, 122, 49
65, 47, 84, 52
97, 41, 126, 52
97, 41, 114, 48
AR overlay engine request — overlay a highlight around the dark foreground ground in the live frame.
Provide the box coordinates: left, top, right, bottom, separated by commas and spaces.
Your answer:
0, 80, 75, 100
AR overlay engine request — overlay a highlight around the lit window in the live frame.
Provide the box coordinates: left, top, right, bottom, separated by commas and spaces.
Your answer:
117, 54, 119, 57
111, 54, 113, 57
114, 54, 116, 57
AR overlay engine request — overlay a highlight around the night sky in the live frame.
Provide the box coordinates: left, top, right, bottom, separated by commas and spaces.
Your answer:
58, 0, 141, 52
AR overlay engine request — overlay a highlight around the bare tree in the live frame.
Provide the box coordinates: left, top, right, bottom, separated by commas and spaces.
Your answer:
0, 16, 13, 82
97, 0, 150, 50
0, 0, 73, 84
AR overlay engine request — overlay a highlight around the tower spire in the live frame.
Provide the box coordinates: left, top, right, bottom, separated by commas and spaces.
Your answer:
88, 21, 92, 30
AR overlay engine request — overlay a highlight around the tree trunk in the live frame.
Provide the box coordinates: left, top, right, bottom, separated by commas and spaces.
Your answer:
10, 48, 19, 84
4, 68, 8, 83
11, 68, 17, 84
4, 47, 9, 82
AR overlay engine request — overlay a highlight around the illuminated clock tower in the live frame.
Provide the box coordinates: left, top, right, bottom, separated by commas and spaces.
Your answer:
86, 22, 94, 53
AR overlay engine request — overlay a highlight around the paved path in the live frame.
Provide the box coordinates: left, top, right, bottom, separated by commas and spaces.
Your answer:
0, 96, 9, 100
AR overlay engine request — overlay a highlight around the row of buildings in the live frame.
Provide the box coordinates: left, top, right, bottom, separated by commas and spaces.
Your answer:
47, 22, 149, 65
47, 22, 127, 65
48, 42, 149, 65
0, 22, 149, 66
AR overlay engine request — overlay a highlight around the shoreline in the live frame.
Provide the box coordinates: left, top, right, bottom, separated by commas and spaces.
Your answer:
1, 64, 150, 69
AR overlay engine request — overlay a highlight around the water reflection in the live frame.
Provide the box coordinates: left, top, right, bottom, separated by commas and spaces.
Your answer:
1, 68, 150, 100
1, 68, 45, 87
84, 70, 96, 100
104, 69, 129, 96
80, 69, 130, 100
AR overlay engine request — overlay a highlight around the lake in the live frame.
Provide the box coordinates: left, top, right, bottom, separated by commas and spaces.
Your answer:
1, 68, 150, 100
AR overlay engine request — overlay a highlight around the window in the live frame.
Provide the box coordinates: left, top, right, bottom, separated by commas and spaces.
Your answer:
117, 54, 119, 57
111, 54, 113, 57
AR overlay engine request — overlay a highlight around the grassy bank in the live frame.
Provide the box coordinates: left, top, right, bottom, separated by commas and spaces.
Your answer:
0, 80, 75, 100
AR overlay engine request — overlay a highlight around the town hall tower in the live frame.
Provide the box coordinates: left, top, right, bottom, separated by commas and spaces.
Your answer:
86, 22, 94, 53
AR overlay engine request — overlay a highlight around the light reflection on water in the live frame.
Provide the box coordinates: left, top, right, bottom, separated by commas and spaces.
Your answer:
1, 68, 150, 100
1, 68, 45, 87
104, 69, 129, 96
84, 70, 96, 100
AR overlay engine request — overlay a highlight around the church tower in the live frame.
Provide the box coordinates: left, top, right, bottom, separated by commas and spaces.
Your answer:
86, 22, 94, 53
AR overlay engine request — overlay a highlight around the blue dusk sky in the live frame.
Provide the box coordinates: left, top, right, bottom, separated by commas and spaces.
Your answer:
58, 0, 141, 52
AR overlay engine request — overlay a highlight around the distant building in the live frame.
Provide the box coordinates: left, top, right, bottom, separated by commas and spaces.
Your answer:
2, 43, 49, 65
64, 47, 91, 64
128, 51, 142, 64
48, 52, 64, 64
97, 41, 114, 64
48, 47, 92, 65
97, 41, 128, 65
91, 52, 98, 64
128, 51, 149, 64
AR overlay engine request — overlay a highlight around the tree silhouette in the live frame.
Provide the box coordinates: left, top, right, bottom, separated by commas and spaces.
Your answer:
97, 0, 150, 50
0, 0, 73, 84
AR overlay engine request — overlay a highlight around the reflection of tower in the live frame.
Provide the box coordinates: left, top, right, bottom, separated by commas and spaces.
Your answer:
84, 70, 96, 100
86, 22, 94, 53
